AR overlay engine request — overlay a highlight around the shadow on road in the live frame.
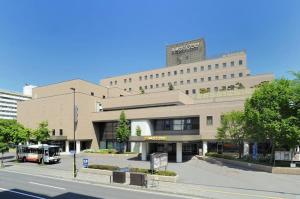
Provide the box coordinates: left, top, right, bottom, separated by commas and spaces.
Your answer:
0, 188, 104, 199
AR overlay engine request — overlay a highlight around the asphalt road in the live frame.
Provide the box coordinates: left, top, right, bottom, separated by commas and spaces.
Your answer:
0, 170, 192, 199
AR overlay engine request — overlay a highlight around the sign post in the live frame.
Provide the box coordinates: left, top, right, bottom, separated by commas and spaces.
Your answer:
83, 158, 89, 168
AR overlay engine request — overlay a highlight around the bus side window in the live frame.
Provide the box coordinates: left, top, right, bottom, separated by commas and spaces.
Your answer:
45, 150, 49, 156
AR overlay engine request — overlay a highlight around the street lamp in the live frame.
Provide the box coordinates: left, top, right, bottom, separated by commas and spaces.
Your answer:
70, 87, 77, 178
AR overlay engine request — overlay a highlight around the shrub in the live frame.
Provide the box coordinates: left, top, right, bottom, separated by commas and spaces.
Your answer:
129, 168, 176, 176
205, 152, 235, 160
88, 164, 120, 171
84, 149, 117, 154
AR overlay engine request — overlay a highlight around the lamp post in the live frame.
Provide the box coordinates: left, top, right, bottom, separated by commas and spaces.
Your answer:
70, 87, 77, 178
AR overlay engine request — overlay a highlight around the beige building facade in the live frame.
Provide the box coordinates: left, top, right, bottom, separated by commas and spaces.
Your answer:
18, 38, 274, 162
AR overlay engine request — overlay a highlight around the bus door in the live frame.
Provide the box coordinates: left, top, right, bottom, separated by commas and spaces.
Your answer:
44, 148, 50, 163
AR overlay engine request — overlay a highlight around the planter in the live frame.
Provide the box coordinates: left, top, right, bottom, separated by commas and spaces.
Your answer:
80, 168, 113, 176
130, 172, 146, 186
113, 171, 126, 183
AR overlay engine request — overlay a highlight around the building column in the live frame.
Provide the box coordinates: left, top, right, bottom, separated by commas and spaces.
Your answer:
297, 145, 300, 153
243, 141, 249, 156
203, 141, 208, 156
176, 142, 182, 163
141, 142, 147, 161
65, 140, 69, 153
76, 140, 81, 154
38, 141, 41, 145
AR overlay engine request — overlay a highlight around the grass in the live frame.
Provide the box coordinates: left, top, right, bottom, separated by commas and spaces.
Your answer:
87, 164, 176, 176
206, 152, 294, 167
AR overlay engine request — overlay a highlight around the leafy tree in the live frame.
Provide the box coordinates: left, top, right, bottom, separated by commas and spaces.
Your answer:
0, 138, 9, 168
116, 111, 130, 152
139, 87, 145, 94
136, 126, 142, 136
217, 111, 247, 158
33, 121, 50, 143
168, 83, 174, 91
0, 120, 11, 168
245, 79, 300, 162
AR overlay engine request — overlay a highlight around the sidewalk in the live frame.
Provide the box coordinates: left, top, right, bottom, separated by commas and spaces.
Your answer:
1, 162, 296, 199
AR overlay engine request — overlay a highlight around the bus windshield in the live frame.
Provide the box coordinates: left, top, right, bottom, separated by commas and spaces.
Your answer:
49, 147, 60, 157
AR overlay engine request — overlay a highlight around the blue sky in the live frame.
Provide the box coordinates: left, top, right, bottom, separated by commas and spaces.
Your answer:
0, 0, 299, 92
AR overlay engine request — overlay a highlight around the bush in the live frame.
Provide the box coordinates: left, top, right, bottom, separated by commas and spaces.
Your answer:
129, 168, 176, 176
206, 152, 235, 160
84, 149, 117, 154
88, 164, 120, 171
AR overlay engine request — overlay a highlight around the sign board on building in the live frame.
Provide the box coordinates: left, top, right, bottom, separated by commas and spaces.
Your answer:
144, 136, 167, 141
166, 38, 206, 67
150, 153, 168, 170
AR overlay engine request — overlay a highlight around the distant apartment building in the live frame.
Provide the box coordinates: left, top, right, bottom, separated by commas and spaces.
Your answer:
18, 38, 274, 162
0, 85, 35, 119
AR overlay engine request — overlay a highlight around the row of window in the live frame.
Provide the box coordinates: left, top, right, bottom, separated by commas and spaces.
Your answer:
0, 100, 17, 105
110, 60, 244, 86
128, 72, 244, 92
0, 105, 16, 109
154, 118, 199, 131
52, 129, 63, 136
0, 110, 16, 113
185, 84, 243, 95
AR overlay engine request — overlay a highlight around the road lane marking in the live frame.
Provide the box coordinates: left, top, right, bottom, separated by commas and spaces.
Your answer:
0, 187, 46, 199
29, 182, 66, 190
0, 169, 285, 199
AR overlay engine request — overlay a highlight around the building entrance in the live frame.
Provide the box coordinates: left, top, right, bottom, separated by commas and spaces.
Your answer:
148, 143, 176, 161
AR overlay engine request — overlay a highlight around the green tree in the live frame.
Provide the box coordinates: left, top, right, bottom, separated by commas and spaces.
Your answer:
33, 121, 50, 143
116, 111, 130, 152
168, 83, 174, 91
136, 126, 142, 136
217, 111, 247, 158
0, 138, 9, 168
245, 79, 300, 162
0, 120, 11, 168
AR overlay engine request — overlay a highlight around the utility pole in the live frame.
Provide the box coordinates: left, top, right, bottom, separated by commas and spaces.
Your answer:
70, 87, 77, 178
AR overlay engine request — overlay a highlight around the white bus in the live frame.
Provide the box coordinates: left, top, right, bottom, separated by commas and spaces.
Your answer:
16, 144, 61, 164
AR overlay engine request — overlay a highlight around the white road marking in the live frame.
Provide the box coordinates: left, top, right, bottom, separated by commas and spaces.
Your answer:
29, 182, 66, 190
0, 169, 203, 199
0, 187, 46, 199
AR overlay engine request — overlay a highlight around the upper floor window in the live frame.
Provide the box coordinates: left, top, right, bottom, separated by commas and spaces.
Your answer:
139, 76, 142, 81
230, 61, 235, 67
174, 81, 177, 86
239, 72, 243, 77
231, 74, 235, 78
59, 129, 63, 136
162, 83, 165, 87
215, 76, 219, 80
91, 92, 94, 96
201, 66, 204, 71
201, 78, 204, 82
185, 90, 189, 95
187, 80, 190, 84
193, 67, 197, 72
144, 75, 147, 80
156, 84, 159, 88
215, 64, 219, 69
144, 85, 148, 89
192, 89, 196, 94
239, 60, 243, 65
208, 65, 212, 70
174, 71, 177, 75
223, 63, 227, 68
150, 74, 153, 79
124, 79, 127, 83
207, 116, 213, 126
187, 68, 190, 73
129, 88, 132, 91
150, 85, 153, 89
156, 74, 159, 78
114, 80, 117, 85
168, 72, 171, 76
129, 78, 132, 83
193, 79, 197, 83
52, 129, 55, 136
214, 87, 218, 92
180, 81, 184, 85
208, 77, 211, 81
162, 73, 165, 77
110, 81, 113, 86
180, 69, 184, 74
223, 75, 227, 79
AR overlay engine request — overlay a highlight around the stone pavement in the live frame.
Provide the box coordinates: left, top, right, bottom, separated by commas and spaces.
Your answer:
1, 161, 299, 199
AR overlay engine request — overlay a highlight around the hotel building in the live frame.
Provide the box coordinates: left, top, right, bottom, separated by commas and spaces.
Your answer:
17, 38, 274, 162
